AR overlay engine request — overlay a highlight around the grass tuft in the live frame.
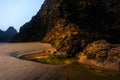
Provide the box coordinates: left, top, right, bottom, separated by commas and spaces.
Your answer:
31, 53, 76, 65
20, 52, 77, 65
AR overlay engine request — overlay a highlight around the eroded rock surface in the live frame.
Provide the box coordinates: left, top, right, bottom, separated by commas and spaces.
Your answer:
12, 0, 120, 55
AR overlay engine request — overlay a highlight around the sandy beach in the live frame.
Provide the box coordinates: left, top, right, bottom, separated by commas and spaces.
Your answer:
0, 42, 120, 80
0, 42, 64, 80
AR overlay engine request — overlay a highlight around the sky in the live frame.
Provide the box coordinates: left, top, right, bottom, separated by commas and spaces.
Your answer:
0, 0, 44, 32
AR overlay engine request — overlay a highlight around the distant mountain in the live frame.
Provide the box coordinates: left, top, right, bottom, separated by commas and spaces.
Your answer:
12, 0, 120, 56
0, 27, 17, 42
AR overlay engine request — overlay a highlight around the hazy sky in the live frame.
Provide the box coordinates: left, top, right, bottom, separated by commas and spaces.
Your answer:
0, 0, 44, 31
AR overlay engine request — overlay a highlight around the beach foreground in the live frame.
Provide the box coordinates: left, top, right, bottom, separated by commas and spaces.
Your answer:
0, 42, 120, 80
0, 42, 63, 80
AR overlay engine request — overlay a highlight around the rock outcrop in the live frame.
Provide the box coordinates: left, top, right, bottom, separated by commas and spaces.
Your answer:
81, 40, 111, 61
12, 0, 120, 55
0, 27, 17, 42
79, 40, 120, 70
80, 40, 120, 63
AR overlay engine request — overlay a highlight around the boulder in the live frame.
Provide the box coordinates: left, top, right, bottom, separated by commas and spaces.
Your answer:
83, 40, 111, 60
107, 46, 120, 63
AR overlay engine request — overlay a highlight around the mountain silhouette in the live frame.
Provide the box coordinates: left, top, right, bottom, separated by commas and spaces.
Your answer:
0, 27, 17, 42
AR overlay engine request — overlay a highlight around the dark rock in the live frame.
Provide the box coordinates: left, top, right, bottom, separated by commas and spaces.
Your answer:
107, 46, 120, 62
95, 51, 108, 62
43, 19, 90, 56
83, 40, 111, 59
12, 0, 120, 55
82, 40, 120, 63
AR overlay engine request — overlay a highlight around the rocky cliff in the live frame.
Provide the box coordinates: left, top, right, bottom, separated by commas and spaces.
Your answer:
12, 0, 120, 56
0, 27, 17, 42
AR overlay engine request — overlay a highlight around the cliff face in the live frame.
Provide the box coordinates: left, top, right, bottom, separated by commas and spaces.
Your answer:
12, 0, 62, 42
12, 0, 120, 55
0, 27, 17, 42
